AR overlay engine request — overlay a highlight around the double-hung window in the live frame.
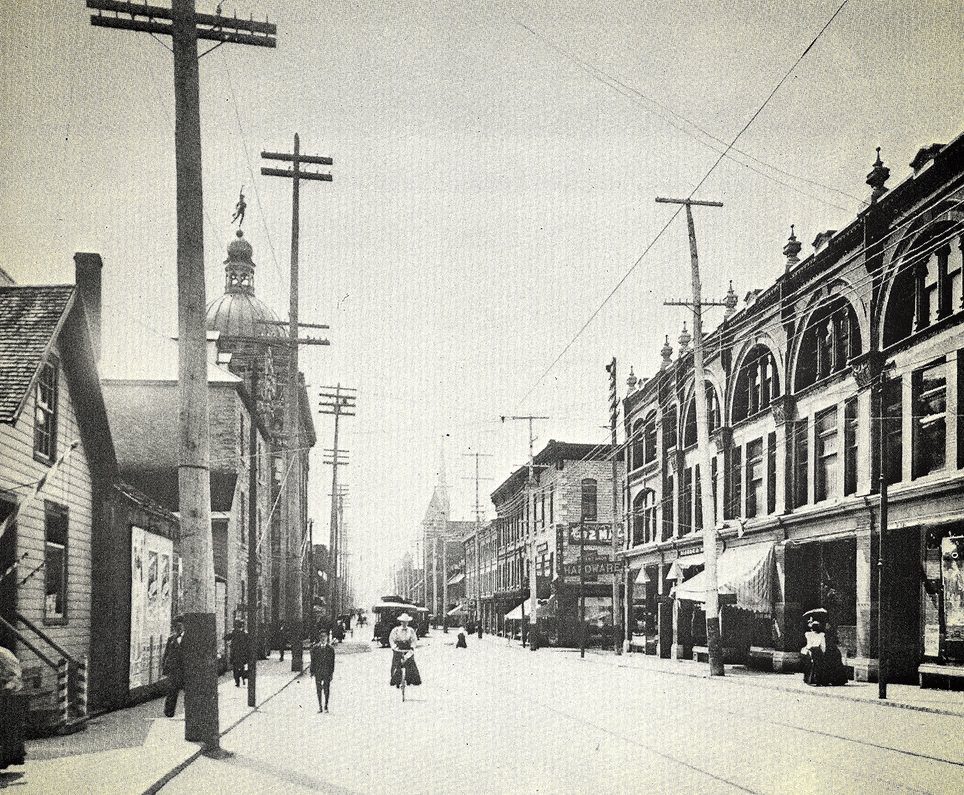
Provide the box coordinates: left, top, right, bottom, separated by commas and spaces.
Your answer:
34, 358, 59, 462
44, 503, 68, 623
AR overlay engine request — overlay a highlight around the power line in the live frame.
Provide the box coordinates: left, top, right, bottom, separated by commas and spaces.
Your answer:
513, 0, 850, 410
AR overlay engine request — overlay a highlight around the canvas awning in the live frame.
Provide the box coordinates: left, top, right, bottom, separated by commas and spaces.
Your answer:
447, 604, 467, 616
504, 598, 549, 621
634, 567, 648, 585
447, 572, 465, 586
674, 542, 775, 614
666, 553, 705, 581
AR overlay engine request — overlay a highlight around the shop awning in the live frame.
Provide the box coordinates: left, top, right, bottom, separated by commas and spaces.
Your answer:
447, 604, 468, 616
634, 568, 648, 585
578, 596, 614, 624
666, 553, 704, 581
447, 572, 465, 586
674, 542, 774, 614
504, 598, 549, 621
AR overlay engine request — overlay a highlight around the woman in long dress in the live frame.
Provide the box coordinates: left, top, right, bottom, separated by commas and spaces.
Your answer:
389, 613, 422, 687
801, 616, 848, 686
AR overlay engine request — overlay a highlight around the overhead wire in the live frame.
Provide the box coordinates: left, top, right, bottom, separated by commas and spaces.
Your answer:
509, 0, 852, 409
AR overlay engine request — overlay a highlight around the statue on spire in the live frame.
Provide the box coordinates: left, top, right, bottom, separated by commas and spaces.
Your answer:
230, 186, 247, 227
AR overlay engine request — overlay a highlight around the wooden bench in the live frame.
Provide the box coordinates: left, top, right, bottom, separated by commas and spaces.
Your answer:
918, 662, 964, 689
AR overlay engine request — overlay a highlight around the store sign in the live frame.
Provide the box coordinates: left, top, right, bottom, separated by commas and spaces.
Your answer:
563, 559, 621, 576
568, 522, 613, 545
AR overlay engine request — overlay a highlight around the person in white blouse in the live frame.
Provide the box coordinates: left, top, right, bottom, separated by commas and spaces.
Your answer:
389, 613, 422, 687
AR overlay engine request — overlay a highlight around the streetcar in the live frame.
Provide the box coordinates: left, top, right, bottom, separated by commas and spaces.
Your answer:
371, 596, 418, 647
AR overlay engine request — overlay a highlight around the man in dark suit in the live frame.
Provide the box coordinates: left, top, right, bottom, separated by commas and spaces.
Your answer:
227, 619, 249, 687
309, 631, 335, 713
162, 616, 185, 718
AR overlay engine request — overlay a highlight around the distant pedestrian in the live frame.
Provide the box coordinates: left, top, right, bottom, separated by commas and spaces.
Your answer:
456, 629, 467, 649
227, 619, 250, 687
309, 632, 335, 713
275, 620, 287, 661
162, 616, 186, 717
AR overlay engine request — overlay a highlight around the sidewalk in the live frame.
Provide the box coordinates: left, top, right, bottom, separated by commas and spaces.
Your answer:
475, 632, 964, 718
3, 655, 301, 795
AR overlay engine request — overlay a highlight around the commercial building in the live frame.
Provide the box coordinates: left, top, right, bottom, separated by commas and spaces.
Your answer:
622, 134, 964, 687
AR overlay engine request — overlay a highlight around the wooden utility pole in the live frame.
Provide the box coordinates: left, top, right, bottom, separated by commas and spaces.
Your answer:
605, 358, 622, 655
463, 451, 492, 638
87, 0, 276, 750
246, 367, 261, 708
261, 134, 332, 673
656, 196, 725, 677
878, 367, 890, 699
502, 415, 548, 651
319, 385, 356, 621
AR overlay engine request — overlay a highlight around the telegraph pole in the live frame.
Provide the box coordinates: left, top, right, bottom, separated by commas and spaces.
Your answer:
319, 385, 356, 621
261, 135, 332, 673
87, 0, 276, 750
502, 415, 549, 651
878, 367, 890, 699
656, 196, 725, 676
246, 367, 261, 708
605, 359, 623, 655
463, 451, 493, 638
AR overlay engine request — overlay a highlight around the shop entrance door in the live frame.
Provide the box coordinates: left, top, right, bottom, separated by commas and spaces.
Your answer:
888, 528, 921, 682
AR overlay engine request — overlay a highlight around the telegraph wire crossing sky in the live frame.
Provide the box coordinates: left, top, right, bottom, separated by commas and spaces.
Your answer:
0, 1, 962, 603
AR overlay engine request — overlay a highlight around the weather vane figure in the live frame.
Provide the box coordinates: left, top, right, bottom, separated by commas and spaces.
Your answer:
231, 186, 247, 227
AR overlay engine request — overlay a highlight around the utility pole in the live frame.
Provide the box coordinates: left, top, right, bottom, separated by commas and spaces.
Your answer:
502, 415, 549, 651
87, 0, 276, 751
605, 359, 623, 655
580, 518, 586, 659
656, 195, 725, 676
319, 385, 356, 622
246, 367, 261, 708
463, 451, 493, 639
878, 367, 890, 699
261, 135, 332, 673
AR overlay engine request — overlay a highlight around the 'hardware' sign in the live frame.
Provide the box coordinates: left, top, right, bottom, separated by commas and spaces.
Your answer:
563, 560, 621, 576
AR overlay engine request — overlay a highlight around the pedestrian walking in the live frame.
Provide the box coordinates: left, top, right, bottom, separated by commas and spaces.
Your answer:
162, 616, 185, 717
389, 613, 422, 687
275, 619, 287, 661
309, 631, 335, 713
456, 629, 467, 648
227, 619, 250, 687
0, 645, 26, 770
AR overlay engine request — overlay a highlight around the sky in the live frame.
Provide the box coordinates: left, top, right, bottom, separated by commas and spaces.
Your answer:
1, 1, 962, 606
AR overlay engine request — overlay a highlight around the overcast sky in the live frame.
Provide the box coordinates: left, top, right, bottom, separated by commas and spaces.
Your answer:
1, 1, 962, 605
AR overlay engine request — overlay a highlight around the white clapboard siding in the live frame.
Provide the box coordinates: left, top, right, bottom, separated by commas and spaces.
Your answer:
0, 344, 94, 673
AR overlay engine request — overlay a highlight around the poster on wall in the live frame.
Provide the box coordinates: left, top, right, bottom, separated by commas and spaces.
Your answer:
129, 528, 174, 690
129, 527, 146, 688
942, 536, 964, 643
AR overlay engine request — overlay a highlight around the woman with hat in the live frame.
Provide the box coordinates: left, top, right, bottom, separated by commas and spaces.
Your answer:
389, 613, 422, 687
800, 609, 848, 686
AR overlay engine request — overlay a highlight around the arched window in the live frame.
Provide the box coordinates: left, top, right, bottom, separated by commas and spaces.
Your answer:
642, 412, 657, 465
632, 489, 657, 546
733, 346, 781, 423
883, 222, 964, 347
794, 297, 861, 392
630, 419, 644, 471
581, 478, 597, 521
683, 385, 720, 448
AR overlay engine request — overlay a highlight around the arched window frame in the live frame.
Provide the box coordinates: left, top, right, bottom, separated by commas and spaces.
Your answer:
683, 384, 721, 448
632, 488, 657, 546
732, 345, 781, 424
793, 297, 861, 393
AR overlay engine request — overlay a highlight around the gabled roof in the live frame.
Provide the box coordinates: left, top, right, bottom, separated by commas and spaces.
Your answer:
0, 285, 75, 423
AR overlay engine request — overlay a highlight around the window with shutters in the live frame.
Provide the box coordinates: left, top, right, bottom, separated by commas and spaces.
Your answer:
793, 419, 809, 508
745, 438, 764, 518
815, 407, 839, 502
913, 360, 947, 478
844, 399, 858, 496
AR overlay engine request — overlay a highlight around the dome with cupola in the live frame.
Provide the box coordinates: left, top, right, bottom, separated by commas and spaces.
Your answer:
205, 229, 283, 338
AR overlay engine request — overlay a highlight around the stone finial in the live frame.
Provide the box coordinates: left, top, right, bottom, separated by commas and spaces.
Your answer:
678, 321, 691, 352
866, 146, 890, 203
626, 366, 638, 393
660, 335, 673, 370
723, 280, 738, 318
783, 224, 802, 271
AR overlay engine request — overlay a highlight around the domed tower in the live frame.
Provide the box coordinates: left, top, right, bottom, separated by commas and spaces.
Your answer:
206, 229, 285, 431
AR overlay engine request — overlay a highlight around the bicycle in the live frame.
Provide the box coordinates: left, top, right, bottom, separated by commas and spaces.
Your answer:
399, 650, 412, 702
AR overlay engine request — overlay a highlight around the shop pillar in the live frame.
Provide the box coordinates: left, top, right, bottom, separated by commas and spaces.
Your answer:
853, 518, 879, 681
770, 540, 801, 672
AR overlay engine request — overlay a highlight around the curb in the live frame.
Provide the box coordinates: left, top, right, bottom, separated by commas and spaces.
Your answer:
141, 672, 304, 795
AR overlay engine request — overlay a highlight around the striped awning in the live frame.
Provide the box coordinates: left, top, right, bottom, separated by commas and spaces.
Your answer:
674, 542, 774, 615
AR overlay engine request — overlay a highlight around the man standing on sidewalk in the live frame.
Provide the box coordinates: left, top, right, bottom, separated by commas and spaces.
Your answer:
309, 631, 335, 713
227, 619, 250, 688
162, 616, 185, 718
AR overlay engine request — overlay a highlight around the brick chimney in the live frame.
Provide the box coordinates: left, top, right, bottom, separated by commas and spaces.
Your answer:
74, 252, 103, 362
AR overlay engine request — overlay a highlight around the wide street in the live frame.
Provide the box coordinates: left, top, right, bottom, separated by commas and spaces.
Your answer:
158, 633, 964, 795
